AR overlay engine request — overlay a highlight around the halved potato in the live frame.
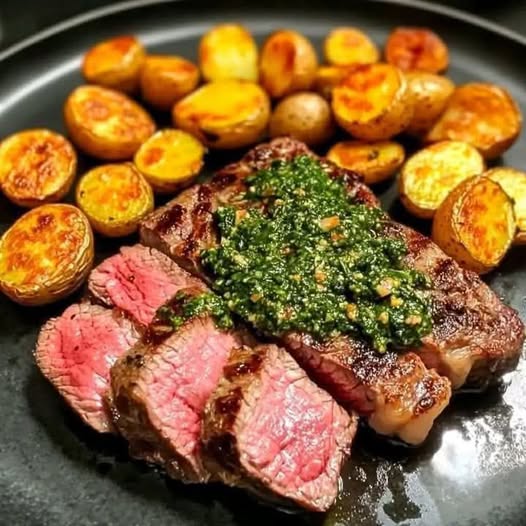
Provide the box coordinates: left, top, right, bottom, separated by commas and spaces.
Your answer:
385, 27, 449, 73
259, 30, 318, 98
173, 80, 270, 149
313, 65, 358, 99
0, 129, 77, 208
425, 83, 522, 159
400, 140, 485, 219
486, 167, 526, 244
332, 63, 414, 140
134, 129, 206, 193
76, 163, 154, 237
140, 55, 200, 110
0, 204, 94, 305
432, 176, 516, 274
324, 27, 379, 66
405, 72, 455, 136
64, 85, 155, 160
199, 24, 258, 82
327, 140, 405, 184
82, 35, 145, 93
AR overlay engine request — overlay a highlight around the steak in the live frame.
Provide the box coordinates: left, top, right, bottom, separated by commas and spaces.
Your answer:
201, 344, 358, 512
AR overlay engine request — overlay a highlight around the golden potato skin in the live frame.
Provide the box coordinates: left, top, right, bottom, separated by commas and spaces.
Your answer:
324, 27, 379, 66
327, 140, 405, 184
432, 176, 516, 274
76, 163, 154, 237
173, 80, 270, 149
134, 129, 206, 193
64, 85, 155, 160
400, 140, 485, 219
82, 35, 145, 93
0, 204, 94, 305
425, 83, 522, 159
199, 24, 258, 82
313, 65, 358, 99
269, 92, 335, 147
385, 27, 449, 73
259, 30, 318, 98
0, 129, 77, 208
140, 55, 199, 110
332, 63, 414, 140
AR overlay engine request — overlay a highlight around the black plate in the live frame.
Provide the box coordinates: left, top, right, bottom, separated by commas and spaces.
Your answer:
1, 1, 526, 525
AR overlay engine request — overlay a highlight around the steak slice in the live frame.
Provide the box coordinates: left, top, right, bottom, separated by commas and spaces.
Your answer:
202, 344, 358, 512
35, 303, 139, 433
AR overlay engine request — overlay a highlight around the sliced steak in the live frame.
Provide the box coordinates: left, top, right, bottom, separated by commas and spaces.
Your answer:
202, 344, 358, 512
35, 303, 139, 433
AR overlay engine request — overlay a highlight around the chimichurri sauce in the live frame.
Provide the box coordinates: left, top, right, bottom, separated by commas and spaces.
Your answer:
201, 155, 431, 352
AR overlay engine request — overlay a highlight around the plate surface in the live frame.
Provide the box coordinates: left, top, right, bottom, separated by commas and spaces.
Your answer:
1, 1, 526, 525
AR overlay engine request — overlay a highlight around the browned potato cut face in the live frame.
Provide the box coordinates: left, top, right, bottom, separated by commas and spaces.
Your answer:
400, 140, 485, 219
76, 163, 154, 237
173, 80, 270, 149
324, 27, 379, 66
82, 35, 145, 93
432, 176, 516, 274
425, 83, 522, 159
327, 140, 405, 184
134, 129, 206, 193
0, 204, 94, 305
199, 24, 258, 82
0, 129, 77, 208
140, 55, 199, 110
313, 65, 359, 99
385, 27, 449, 73
64, 85, 155, 160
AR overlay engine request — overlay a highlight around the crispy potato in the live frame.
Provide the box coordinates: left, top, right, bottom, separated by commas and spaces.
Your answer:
432, 176, 516, 274
173, 80, 270, 149
486, 167, 526, 244
134, 129, 206, 193
140, 55, 199, 110
76, 163, 154, 237
199, 24, 258, 82
400, 140, 485, 219
425, 83, 522, 160
64, 85, 155, 160
327, 140, 405, 184
332, 63, 414, 140
82, 35, 145, 93
385, 27, 449, 73
0, 129, 77, 208
405, 72, 455, 136
324, 27, 379, 66
0, 204, 94, 305
269, 92, 334, 147
259, 30, 318, 98
313, 65, 358, 99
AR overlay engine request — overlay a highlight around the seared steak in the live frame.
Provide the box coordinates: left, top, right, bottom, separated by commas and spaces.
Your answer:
202, 344, 357, 512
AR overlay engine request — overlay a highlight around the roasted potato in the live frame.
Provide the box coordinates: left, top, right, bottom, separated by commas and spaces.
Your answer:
324, 27, 379, 66
134, 129, 206, 193
400, 140, 485, 219
332, 63, 414, 140
432, 176, 516, 274
0, 204, 94, 305
313, 65, 358, 99
486, 167, 526, 244
259, 30, 318, 98
199, 24, 258, 82
140, 55, 200, 110
425, 83, 522, 160
327, 140, 405, 184
82, 35, 145, 93
76, 163, 154, 237
173, 80, 270, 149
0, 129, 77, 208
385, 27, 449, 73
64, 85, 155, 160
269, 92, 334, 147
405, 72, 455, 136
